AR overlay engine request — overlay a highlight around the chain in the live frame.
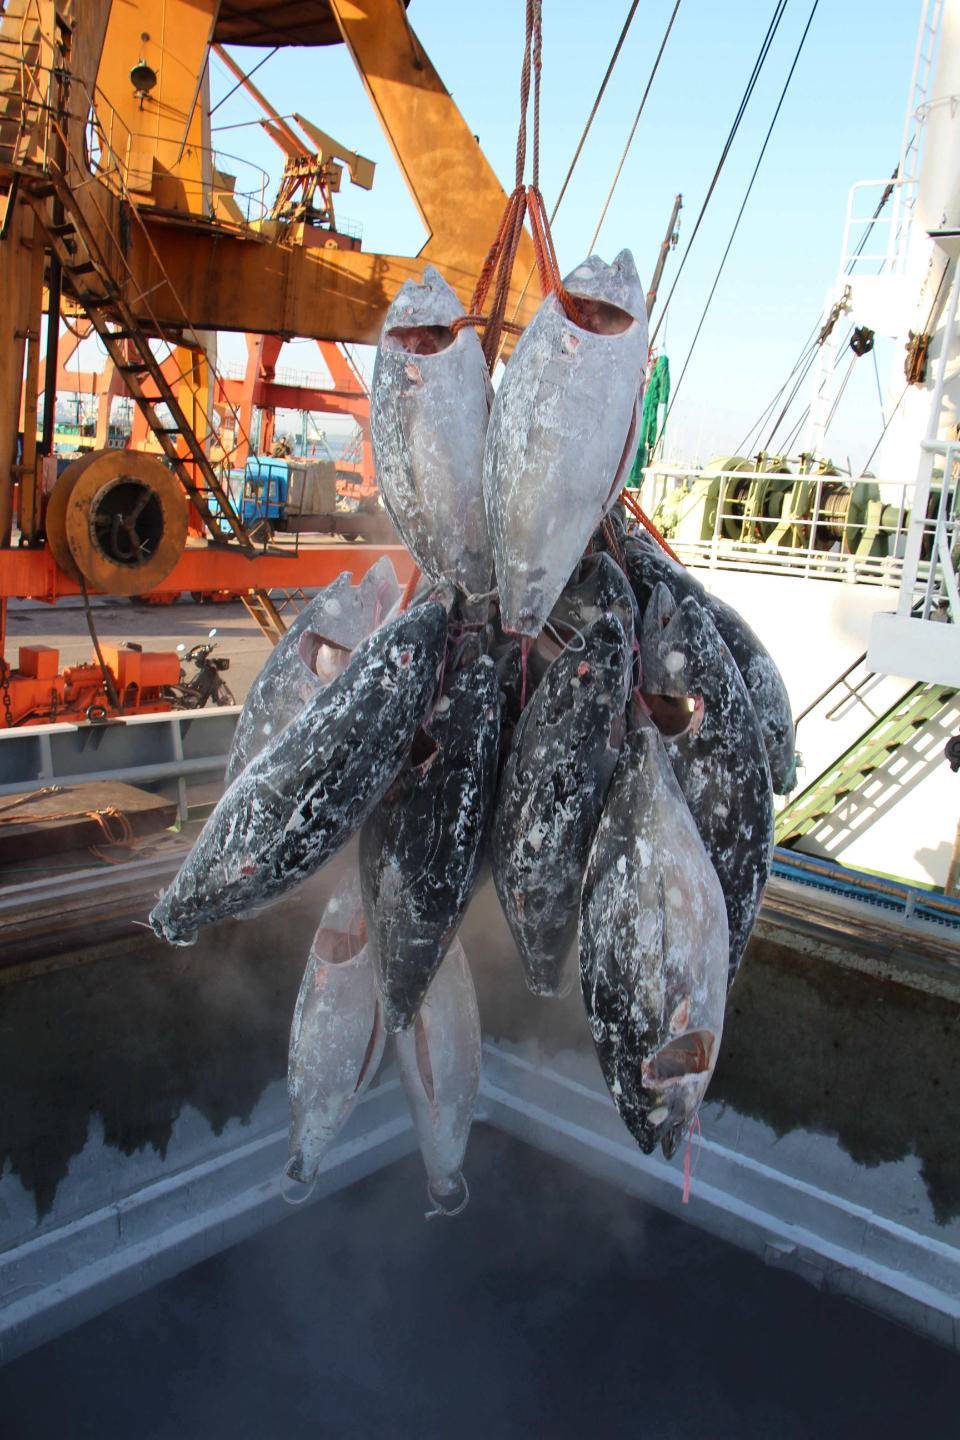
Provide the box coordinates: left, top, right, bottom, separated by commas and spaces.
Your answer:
1, 661, 13, 728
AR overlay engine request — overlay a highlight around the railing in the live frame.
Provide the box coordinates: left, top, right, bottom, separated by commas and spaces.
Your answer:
840, 177, 916, 279
84, 101, 271, 225
634, 463, 925, 586
913, 438, 960, 622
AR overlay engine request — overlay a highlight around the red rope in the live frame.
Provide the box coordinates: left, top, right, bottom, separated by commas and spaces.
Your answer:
621, 486, 684, 566
449, 0, 586, 368
398, 565, 422, 613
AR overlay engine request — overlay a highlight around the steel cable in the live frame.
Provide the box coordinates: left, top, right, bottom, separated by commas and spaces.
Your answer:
587, 0, 683, 254
649, 0, 790, 348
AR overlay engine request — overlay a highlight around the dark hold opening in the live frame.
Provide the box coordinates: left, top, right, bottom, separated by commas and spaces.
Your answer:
414, 1014, 436, 1104
568, 294, 634, 337
643, 692, 695, 737
645, 1030, 714, 1083
384, 324, 456, 355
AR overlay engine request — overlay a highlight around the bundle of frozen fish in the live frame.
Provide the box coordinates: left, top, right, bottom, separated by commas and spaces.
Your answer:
149, 251, 794, 1205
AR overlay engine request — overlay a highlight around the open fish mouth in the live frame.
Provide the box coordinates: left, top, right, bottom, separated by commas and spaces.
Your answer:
641, 1029, 716, 1087
313, 920, 367, 964
641, 692, 704, 738
383, 323, 456, 355
298, 630, 348, 676
566, 294, 635, 337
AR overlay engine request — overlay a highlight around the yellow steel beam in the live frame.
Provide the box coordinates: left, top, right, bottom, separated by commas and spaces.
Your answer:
65, 0, 541, 343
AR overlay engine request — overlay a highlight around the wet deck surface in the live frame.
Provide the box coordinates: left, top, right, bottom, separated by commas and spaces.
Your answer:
2, 1127, 957, 1439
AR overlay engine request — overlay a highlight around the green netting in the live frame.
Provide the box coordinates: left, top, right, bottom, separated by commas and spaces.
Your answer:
629, 354, 670, 484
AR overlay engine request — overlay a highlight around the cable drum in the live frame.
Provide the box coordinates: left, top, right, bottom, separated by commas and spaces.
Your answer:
48, 449, 188, 596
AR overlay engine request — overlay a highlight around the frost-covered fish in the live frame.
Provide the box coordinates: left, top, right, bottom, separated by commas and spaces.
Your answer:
287, 877, 385, 1185
394, 937, 481, 1215
371, 265, 493, 602
549, 550, 638, 651
226, 558, 401, 782
360, 654, 500, 1031
483, 251, 648, 637
625, 539, 796, 794
639, 584, 773, 985
491, 614, 631, 997
149, 604, 446, 946
580, 717, 729, 1158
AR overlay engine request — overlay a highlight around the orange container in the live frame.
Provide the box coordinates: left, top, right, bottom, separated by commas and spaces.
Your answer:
18, 645, 59, 680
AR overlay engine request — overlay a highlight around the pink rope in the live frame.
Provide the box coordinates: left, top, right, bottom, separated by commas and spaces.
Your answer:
681, 1111, 702, 1205
520, 637, 531, 710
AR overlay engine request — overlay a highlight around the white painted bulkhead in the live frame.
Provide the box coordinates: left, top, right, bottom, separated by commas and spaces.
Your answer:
690, 566, 958, 888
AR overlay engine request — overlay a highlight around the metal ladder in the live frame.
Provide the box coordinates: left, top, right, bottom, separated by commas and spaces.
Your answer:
0, 20, 288, 645
776, 682, 957, 843
889, 0, 945, 268
24, 171, 288, 644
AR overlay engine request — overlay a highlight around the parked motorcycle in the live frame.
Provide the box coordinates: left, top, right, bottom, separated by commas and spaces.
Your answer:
164, 629, 235, 709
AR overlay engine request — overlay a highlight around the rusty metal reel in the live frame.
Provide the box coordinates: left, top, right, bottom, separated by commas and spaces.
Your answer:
55, 450, 188, 596
44, 450, 101, 581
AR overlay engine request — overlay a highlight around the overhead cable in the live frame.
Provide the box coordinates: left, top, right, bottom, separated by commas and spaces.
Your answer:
740, 164, 899, 455
587, 0, 683, 253
649, 0, 790, 349
551, 0, 642, 223
209, 46, 278, 118
659, 0, 820, 441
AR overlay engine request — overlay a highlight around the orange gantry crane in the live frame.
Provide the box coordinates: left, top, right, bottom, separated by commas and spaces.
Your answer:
0, 0, 540, 720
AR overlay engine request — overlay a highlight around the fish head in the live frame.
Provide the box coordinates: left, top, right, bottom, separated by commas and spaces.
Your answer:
287, 1108, 338, 1187
384, 599, 447, 665
552, 552, 638, 651
637, 1022, 718, 1156
576, 612, 633, 718
640, 584, 718, 702
562, 249, 647, 331
147, 888, 198, 947
380, 264, 464, 352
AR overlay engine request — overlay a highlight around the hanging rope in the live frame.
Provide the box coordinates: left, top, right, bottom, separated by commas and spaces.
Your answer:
451, 0, 585, 369
507, 0, 646, 332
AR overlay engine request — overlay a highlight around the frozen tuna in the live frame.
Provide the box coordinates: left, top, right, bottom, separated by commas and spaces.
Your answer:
549, 550, 638, 650
394, 937, 481, 1215
149, 604, 446, 946
483, 251, 648, 637
580, 718, 729, 1158
625, 539, 796, 794
371, 265, 493, 601
640, 584, 773, 985
287, 877, 385, 1184
361, 653, 500, 1031
226, 558, 401, 782
491, 614, 631, 997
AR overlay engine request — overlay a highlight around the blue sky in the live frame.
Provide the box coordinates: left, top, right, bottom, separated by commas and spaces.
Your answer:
208, 0, 920, 470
